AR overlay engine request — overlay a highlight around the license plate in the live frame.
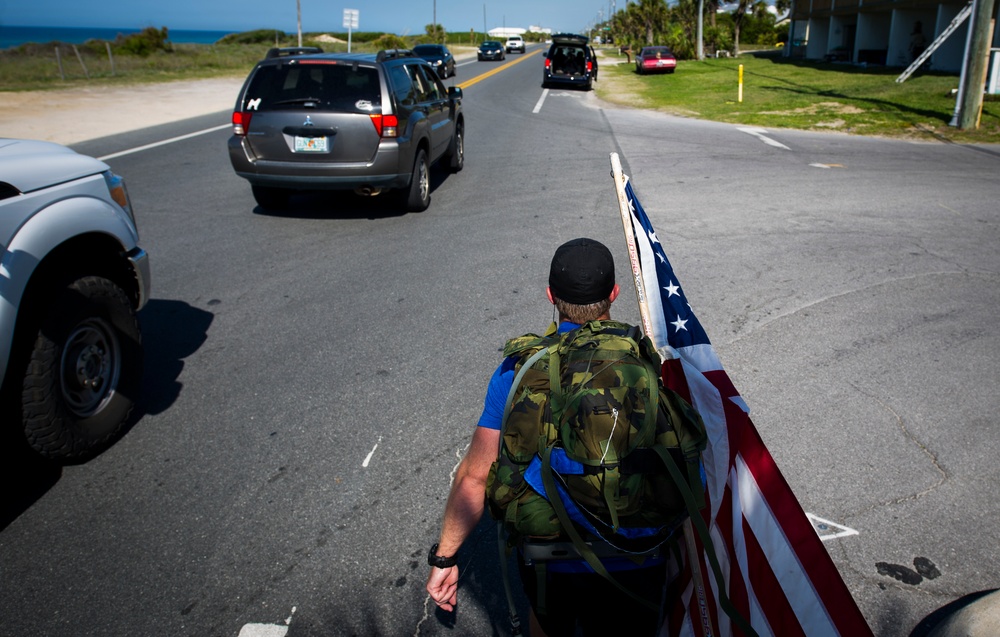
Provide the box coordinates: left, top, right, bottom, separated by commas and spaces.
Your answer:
295, 136, 328, 152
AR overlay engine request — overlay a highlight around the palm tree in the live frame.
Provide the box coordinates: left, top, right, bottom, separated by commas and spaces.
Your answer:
630, 0, 670, 46
732, 0, 769, 55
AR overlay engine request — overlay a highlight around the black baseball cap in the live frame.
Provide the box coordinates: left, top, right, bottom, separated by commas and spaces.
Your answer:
548, 238, 616, 305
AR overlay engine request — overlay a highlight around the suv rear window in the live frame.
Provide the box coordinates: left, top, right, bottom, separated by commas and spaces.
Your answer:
245, 63, 382, 112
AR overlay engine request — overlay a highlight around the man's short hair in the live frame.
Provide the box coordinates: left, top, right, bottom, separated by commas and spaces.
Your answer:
552, 295, 612, 324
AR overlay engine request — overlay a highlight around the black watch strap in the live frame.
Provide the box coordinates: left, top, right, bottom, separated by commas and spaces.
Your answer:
427, 543, 458, 568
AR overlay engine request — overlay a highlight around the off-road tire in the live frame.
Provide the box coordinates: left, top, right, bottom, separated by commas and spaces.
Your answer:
20, 276, 142, 462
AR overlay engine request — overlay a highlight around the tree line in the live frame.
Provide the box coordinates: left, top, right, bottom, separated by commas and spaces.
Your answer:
608, 0, 790, 58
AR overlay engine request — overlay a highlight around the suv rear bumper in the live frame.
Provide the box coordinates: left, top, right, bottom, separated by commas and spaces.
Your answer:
228, 137, 410, 190
543, 71, 594, 88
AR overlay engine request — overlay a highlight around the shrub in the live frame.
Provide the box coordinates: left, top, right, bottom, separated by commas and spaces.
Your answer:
217, 29, 288, 45
373, 34, 408, 50
115, 27, 172, 56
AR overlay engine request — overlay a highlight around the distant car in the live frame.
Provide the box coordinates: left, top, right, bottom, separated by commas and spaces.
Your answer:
228, 48, 465, 212
478, 40, 506, 61
0, 138, 150, 462
412, 44, 456, 79
635, 46, 677, 74
543, 33, 598, 90
505, 35, 526, 54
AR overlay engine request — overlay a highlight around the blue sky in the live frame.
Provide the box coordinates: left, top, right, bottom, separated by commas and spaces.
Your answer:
0, 0, 611, 35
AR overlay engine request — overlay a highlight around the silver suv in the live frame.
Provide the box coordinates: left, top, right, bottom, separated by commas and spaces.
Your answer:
0, 138, 150, 462
505, 35, 526, 54
228, 49, 465, 212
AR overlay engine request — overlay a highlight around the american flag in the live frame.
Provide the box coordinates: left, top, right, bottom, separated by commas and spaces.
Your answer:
618, 172, 873, 637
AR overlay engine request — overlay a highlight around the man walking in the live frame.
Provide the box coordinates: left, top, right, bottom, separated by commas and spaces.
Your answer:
426, 238, 678, 636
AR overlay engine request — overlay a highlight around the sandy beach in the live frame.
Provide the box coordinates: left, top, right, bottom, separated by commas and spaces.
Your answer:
0, 77, 246, 146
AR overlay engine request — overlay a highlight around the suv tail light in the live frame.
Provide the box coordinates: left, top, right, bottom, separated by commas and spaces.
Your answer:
544, 58, 552, 70
586, 60, 593, 72
370, 114, 398, 138
232, 111, 252, 136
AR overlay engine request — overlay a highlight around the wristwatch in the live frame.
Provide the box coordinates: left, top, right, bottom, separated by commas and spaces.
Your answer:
427, 543, 458, 568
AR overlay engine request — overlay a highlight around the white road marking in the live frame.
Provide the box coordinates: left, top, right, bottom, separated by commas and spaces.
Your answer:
806, 512, 860, 542
362, 436, 382, 468
239, 606, 296, 636
532, 88, 549, 114
97, 123, 230, 161
238, 625, 288, 637
738, 126, 791, 150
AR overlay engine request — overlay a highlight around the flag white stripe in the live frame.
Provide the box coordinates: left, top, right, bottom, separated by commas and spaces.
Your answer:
729, 467, 775, 637
735, 455, 839, 635
678, 581, 697, 637
679, 357, 730, 516
678, 343, 725, 375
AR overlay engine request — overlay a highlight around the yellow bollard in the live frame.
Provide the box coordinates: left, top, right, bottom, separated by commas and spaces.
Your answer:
738, 64, 744, 103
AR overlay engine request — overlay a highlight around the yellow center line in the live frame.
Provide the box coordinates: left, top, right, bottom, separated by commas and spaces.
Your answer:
456, 50, 542, 90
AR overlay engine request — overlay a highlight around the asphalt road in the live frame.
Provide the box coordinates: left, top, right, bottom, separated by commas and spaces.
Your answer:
2, 44, 999, 637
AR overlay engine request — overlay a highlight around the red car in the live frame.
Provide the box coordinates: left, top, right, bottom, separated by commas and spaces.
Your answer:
635, 46, 677, 74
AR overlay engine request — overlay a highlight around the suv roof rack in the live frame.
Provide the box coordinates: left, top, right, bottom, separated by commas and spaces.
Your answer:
265, 46, 324, 59
376, 48, 416, 62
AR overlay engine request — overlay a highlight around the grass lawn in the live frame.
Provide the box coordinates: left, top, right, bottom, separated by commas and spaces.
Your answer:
595, 50, 1000, 145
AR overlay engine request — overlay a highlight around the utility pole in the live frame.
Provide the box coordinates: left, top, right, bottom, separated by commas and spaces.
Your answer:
697, 0, 704, 59
296, 0, 302, 47
956, 0, 997, 128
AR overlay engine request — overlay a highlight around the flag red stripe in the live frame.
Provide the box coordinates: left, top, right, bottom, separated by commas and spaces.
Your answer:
739, 424, 870, 633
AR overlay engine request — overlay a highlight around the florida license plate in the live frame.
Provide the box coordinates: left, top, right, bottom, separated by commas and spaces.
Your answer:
295, 136, 328, 152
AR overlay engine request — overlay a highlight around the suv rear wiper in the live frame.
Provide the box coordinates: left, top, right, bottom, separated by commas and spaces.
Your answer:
274, 97, 324, 106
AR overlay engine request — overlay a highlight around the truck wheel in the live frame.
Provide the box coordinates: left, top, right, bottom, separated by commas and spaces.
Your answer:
20, 276, 142, 462
402, 149, 430, 212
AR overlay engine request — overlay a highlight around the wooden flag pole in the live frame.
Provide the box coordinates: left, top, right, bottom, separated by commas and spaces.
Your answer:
608, 152, 715, 637
609, 153, 654, 339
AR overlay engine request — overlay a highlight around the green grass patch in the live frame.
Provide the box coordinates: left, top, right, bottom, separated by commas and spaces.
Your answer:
596, 52, 1000, 144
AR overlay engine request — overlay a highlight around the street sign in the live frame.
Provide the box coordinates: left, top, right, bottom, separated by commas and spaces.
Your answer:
343, 8, 359, 29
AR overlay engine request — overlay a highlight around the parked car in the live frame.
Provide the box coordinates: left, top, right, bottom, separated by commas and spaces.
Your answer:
228, 48, 465, 212
0, 138, 150, 462
543, 33, 598, 90
505, 35, 526, 54
635, 46, 677, 74
478, 40, 506, 61
412, 44, 456, 79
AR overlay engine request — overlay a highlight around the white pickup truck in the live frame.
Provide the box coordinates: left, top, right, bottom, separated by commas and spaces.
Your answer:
505, 35, 526, 53
0, 138, 150, 462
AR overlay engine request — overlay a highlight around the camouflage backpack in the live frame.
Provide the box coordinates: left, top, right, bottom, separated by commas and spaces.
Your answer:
485, 320, 708, 554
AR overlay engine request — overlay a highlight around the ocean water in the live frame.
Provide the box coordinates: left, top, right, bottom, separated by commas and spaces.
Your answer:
0, 25, 250, 49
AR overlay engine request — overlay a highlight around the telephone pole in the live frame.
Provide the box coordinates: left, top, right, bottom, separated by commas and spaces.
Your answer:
956, 0, 997, 129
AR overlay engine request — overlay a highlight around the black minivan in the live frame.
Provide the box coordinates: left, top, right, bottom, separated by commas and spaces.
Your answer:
543, 33, 599, 90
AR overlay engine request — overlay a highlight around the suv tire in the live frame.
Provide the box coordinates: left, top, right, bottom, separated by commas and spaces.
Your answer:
252, 185, 290, 210
448, 122, 465, 172
403, 149, 430, 212
21, 276, 142, 461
